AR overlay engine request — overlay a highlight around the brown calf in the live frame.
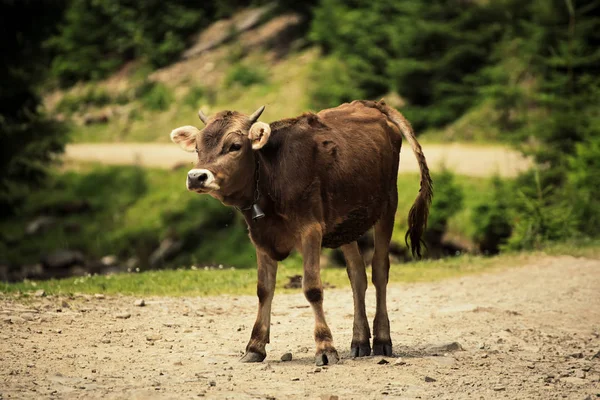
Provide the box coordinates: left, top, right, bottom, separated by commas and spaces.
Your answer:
170, 100, 432, 365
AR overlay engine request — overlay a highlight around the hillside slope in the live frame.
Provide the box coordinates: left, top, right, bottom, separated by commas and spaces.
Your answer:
46, 7, 506, 145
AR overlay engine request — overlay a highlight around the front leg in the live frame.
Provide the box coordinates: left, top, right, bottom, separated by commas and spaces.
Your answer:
301, 224, 339, 366
241, 250, 277, 362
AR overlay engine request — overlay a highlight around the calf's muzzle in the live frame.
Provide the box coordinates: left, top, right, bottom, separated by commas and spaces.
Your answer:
187, 169, 216, 191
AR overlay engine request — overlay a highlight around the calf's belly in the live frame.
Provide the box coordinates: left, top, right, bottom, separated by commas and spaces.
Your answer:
322, 203, 383, 249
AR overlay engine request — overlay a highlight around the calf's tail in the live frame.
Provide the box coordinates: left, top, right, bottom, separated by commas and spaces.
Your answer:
371, 99, 433, 258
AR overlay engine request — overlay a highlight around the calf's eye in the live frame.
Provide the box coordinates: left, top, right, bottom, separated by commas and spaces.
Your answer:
229, 143, 242, 152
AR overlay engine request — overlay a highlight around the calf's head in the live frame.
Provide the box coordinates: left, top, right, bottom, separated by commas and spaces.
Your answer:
170, 106, 270, 199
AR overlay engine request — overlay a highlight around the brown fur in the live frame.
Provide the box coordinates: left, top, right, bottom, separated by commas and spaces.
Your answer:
175, 100, 432, 364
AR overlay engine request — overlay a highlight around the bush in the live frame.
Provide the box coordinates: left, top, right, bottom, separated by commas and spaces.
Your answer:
309, 56, 365, 110
56, 87, 113, 114
471, 177, 512, 255
505, 169, 577, 251
0, 165, 255, 269
567, 136, 600, 237
47, 0, 207, 86
139, 82, 173, 111
224, 64, 267, 88
425, 168, 464, 248
183, 86, 207, 109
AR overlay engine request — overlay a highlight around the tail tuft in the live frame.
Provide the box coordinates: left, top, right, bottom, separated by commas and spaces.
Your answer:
372, 99, 433, 258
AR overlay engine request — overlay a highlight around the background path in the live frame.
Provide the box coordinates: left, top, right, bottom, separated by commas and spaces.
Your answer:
64, 143, 531, 177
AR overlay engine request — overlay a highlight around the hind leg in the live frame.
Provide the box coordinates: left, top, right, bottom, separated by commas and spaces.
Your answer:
371, 195, 397, 356
341, 241, 371, 357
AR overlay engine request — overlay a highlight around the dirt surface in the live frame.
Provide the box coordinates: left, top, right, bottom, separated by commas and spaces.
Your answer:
64, 143, 531, 178
1, 256, 599, 399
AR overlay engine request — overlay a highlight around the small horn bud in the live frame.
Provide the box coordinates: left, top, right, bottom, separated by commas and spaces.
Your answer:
198, 109, 209, 125
248, 105, 265, 123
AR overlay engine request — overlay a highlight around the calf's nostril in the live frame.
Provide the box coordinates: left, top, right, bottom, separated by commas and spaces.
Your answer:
197, 173, 208, 183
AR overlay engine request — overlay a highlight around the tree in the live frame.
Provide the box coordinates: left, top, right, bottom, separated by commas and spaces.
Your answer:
0, 0, 68, 216
310, 0, 511, 130
483, 0, 600, 244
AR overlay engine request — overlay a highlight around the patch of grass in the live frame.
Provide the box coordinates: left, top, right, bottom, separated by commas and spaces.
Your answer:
419, 101, 504, 145
224, 63, 268, 88
56, 87, 113, 114
182, 85, 206, 109
0, 164, 254, 269
0, 166, 494, 273
139, 81, 173, 111
3, 244, 597, 297
66, 49, 318, 143
394, 173, 493, 249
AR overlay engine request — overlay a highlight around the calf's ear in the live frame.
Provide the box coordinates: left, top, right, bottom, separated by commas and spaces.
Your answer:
170, 126, 200, 152
248, 122, 271, 150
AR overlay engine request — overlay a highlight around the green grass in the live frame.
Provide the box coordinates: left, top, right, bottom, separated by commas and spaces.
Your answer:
3, 241, 598, 297
0, 253, 535, 296
0, 164, 255, 269
66, 49, 317, 144
394, 172, 492, 248
0, 164, 491, 271
419, 101, 504, 145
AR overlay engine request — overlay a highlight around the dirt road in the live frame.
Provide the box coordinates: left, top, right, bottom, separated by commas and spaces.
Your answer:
64, 143, 531, 177
2, 256, 599, 399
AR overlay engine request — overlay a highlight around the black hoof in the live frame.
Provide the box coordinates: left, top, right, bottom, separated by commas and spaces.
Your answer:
240, 351, 266, 363
350, 342, 371, 357
315, 350, 339, 366
373, 341, 393, 356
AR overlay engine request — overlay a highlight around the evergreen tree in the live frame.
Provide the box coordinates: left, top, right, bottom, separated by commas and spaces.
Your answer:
310, 0, 512, 130
483, 0, 600, 243
0, 0, 68, 216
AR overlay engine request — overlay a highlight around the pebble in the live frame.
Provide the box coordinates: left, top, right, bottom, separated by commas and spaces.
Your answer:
8, 316, 26, 324
394, 358, 406, 366
560, 377, 586, 385
575, 370, 586, 379
209, 381, 216, 387
101, 339, 111, 344
291, 377, 300, 381
94, 294, 105, 300
115, 313, 131, 319
493, 386, 506, 391
134, 299, 145, 307
298, 347, 309, 353
34, 289, 46, 297
280, 352, 293, 362
314, 368, 322, 373
425, 342, 464, 354
377, 359, 390, 365
424, 376, 436, 383
146, 334, 162, 341
21, 313, 36, 321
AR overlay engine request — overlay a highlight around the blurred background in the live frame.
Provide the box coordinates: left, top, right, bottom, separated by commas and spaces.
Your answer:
1, 0, 599, 282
